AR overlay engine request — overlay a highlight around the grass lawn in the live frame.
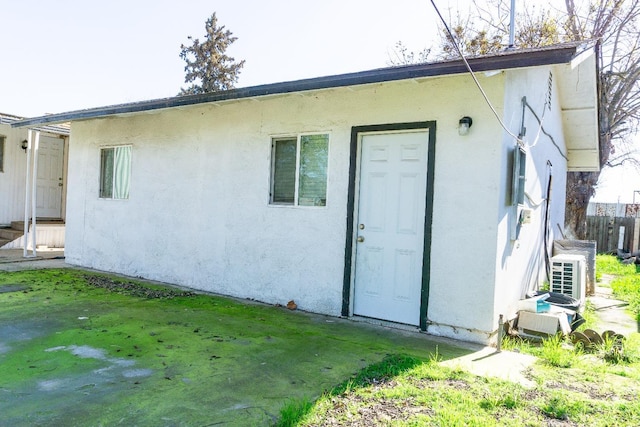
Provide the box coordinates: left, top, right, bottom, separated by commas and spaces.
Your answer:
3, 256, 640, 426
0, 269, 467, 426
279, 255, 640, 426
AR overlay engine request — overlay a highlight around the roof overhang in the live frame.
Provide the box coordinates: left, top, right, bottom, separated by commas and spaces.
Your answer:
555, 45, 600, 171
1, 113, 70, 136
12, 42, 595, 130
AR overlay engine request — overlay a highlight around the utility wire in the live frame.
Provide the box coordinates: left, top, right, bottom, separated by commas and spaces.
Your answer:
429, 0, 522, 143
521, 97, 568, 160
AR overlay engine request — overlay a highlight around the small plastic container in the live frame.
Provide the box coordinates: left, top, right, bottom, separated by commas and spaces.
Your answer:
518, 294, 551, 313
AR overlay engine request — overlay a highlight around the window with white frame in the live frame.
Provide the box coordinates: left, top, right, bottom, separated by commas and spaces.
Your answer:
270, 133, 329, 206
0, 135, 5, 172
99, 146, 132, 199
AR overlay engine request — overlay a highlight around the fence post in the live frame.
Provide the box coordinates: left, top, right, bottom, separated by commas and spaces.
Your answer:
619, 226, 626, 252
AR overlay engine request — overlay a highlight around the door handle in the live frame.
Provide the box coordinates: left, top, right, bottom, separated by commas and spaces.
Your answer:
357, 236, 365, 243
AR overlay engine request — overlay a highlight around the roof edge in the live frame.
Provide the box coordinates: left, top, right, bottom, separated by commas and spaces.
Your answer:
1, 113, 70, 136
12, 41, 595, 128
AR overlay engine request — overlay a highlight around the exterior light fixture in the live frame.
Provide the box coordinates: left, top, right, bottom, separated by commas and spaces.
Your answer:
458, 116, 473, 136
21, 139, 28, 151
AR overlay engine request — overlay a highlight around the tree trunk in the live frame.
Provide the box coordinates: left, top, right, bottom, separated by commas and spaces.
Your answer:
564, 171, 601, 239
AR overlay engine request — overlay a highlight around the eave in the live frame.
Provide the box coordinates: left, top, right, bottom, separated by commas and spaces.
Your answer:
12, 42, 594, 129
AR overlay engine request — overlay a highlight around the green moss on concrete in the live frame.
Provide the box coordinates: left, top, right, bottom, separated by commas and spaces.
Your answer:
0, 269, 469, 426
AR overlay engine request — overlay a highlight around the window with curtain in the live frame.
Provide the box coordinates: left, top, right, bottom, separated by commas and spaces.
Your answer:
270, 133, 329, 206
99, 145, 131, 199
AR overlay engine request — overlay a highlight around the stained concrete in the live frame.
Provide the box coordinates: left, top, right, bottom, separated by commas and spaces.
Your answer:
440, 347, 537, 387
0, 249, 67, 271
591, 275, 638, 337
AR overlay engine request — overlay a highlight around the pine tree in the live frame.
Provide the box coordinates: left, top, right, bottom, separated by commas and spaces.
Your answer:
179, 12, 245, 95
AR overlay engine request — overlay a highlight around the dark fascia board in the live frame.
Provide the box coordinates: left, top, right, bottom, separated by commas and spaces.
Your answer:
1, 113, 70, 135
12, 42, 593, 128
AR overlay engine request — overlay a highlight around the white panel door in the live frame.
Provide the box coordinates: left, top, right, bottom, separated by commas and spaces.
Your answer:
36, 137, 64, 218
353, 131, 429, 325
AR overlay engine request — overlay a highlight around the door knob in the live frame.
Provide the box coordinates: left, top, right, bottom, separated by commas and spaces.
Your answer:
357, 236, 365, 243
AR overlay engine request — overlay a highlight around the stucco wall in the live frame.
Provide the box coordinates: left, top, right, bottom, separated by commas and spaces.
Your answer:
493, 65, 570, 328
66, 73, 514, 342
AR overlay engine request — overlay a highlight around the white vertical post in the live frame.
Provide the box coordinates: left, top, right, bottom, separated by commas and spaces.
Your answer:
31, 131, 40, 257
23, 130, 32, 258
508, 0, 516, 48
619, 226, 626, 252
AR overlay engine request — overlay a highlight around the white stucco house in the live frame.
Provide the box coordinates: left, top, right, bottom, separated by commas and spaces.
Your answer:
13, 42, 600, 344
0, 113, 69, 249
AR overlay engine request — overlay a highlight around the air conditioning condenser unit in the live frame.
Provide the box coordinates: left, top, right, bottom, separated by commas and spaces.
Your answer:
550, 254, 586, 305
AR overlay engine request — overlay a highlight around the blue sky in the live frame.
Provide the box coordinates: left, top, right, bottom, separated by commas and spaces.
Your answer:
0, 0, 635, 201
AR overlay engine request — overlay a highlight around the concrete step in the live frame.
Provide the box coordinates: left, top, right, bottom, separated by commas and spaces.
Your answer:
0, 228, 23, 240
10, 221, 25, 231
10, 219, 64, 231
1, 219, 65, 250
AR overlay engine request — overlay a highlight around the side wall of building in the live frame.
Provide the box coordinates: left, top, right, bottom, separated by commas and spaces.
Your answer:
493, 64, 570, 327
66, 74, 518, 343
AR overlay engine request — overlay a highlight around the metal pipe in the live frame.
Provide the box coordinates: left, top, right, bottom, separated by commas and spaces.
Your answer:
497, 314, 504, 352
509, 0, 516, 49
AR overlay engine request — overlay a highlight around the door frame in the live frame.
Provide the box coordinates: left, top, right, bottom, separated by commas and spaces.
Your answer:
342, 121, 436, 331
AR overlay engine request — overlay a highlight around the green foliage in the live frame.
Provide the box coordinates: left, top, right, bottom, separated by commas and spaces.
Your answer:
179, 12, 245, 95
601, 335, 634, 364
334, 354, 425, 393
541, 395, 571, 420
276, 397, 314, 427
597, 254, 638, 276
539, 334, 575, 368
479, 391, 523, 410
597, 255, 640, 320
286, 343, 640, 426
577, 300, 598, 331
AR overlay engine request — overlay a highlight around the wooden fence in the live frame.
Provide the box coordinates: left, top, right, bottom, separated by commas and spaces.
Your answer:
586, 216, 640, 254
